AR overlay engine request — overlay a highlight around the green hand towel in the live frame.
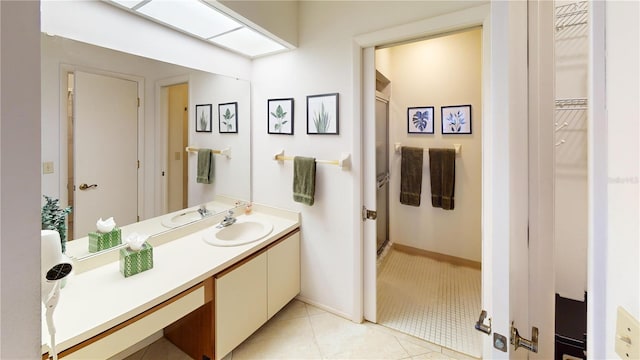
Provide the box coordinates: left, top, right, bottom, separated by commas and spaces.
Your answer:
429, 148, 456, 210
293, 156, 316, 206
440, 149, 456, 210
196, 149, 215, 184
400, 146, 423, 207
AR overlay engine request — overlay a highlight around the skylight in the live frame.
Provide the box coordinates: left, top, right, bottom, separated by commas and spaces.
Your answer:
106, 0, 287, 58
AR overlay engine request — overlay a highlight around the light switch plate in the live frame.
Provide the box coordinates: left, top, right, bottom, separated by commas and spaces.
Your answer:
616, 306, 640, 359
43, 161, 54, 174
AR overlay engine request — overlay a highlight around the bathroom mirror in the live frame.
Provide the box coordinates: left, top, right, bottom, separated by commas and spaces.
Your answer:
41, 35, 251, 259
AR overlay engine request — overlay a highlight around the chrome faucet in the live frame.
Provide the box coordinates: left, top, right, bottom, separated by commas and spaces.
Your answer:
197, 205, 211, 218
217, 210, 237, 228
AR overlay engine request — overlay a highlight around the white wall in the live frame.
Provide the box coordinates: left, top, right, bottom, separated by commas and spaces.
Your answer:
604, 1, 640, 357
382, 28, 482, 262
41, 36, 250, 223
554, 0, 589, 301
251, 0, 483, 318
0, 1, 42, 357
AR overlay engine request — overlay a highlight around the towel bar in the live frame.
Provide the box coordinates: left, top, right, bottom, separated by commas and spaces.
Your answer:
273, 150, 350, 170
394, 143, 461, 156
185, 146, 231, 158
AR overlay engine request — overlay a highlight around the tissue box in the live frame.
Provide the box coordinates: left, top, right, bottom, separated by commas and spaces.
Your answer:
119, 242, 153, 278
88, 228, 122, 253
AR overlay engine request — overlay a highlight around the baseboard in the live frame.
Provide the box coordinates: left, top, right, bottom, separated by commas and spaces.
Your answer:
392, 244, 481, 270
295, 295, 357, 322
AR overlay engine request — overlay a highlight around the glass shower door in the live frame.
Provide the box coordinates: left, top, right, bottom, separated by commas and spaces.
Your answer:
375, 96, 389, 254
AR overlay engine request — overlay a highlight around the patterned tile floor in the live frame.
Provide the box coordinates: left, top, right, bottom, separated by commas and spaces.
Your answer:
377, 248, 482, 358
123, 299, 478, 360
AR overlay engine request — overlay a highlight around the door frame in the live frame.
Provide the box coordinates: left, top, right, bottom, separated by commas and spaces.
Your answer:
58, 64, 144, 225
353, 3, 534, 357
155, 75, 190, 217
527, 1, 556, 358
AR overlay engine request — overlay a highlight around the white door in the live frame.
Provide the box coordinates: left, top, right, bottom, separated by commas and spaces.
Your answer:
361, 2, 554, 357
74, 71, 139, 237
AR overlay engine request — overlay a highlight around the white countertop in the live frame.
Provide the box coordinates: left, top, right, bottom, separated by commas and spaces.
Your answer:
65, 198, 236, 260
42, 206, 299, 355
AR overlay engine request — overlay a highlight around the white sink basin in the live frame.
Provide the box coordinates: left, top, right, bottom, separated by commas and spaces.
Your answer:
161, 209, 208, 228
203, 217, 273, 247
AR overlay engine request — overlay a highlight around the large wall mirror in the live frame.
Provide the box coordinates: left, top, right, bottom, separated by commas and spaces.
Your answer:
41, 35, 251, 259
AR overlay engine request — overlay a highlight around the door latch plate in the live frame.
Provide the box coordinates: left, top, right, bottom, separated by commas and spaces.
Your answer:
362, 206, 377, 220
494, 333, 508, 352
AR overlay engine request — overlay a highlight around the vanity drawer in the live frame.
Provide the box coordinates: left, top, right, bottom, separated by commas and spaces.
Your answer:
61, 281, 209, 359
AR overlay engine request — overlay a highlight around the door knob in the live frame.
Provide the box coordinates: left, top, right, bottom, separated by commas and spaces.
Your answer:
79, 183, 98, 190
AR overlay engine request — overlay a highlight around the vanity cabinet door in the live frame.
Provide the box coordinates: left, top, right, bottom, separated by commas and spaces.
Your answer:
215, 252, 267, 360
267, 231, 301, 319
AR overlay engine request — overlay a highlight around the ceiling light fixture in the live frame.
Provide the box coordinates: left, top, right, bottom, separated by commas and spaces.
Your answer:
105, 0, 287, 58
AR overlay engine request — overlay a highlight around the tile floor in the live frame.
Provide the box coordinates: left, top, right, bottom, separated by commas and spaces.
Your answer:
124, 299, 478, 360
377, 249, 482, 358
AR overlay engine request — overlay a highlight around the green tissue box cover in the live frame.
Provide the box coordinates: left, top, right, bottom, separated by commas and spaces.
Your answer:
88, 228, 122, 253
119, 242, 154, 278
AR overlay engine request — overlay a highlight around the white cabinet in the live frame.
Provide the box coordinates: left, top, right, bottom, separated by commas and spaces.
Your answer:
214, 230, 300, 359
267, 232, 300, 319
215, 252, 268, 360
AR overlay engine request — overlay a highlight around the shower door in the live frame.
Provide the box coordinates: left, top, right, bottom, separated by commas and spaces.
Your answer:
375, 94, 390, 254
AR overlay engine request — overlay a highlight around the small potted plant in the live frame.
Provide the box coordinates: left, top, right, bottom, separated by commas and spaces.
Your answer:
41, 195, 72, 253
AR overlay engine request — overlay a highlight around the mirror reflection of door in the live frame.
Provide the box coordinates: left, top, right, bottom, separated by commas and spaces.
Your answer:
167, 83, 189, 212
70, 71, 139, 238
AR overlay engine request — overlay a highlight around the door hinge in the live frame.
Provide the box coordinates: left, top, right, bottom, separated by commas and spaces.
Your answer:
137, 160, 140, 169
162, 171, 165, 176
137, 215, 140, 222
511, 321, 539, 353
137, 97, 140, 107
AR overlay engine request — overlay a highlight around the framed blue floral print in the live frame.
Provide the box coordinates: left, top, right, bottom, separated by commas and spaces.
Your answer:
441, 105, 472, 134
407, 106, 434, 134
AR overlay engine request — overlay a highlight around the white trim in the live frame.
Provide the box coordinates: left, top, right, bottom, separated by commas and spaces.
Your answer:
353, 4, 490, 48
588, 1, 607, 358
351, 39, 364, 323
527, 1, 556, 357
154, 75, 190, 217
361, 46, 376, 322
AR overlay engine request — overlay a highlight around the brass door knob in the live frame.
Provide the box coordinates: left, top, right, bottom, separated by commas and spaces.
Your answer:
79, 183, 98, 190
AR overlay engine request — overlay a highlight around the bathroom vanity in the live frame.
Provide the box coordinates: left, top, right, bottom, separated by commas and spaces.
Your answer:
42, 204, 300, 360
